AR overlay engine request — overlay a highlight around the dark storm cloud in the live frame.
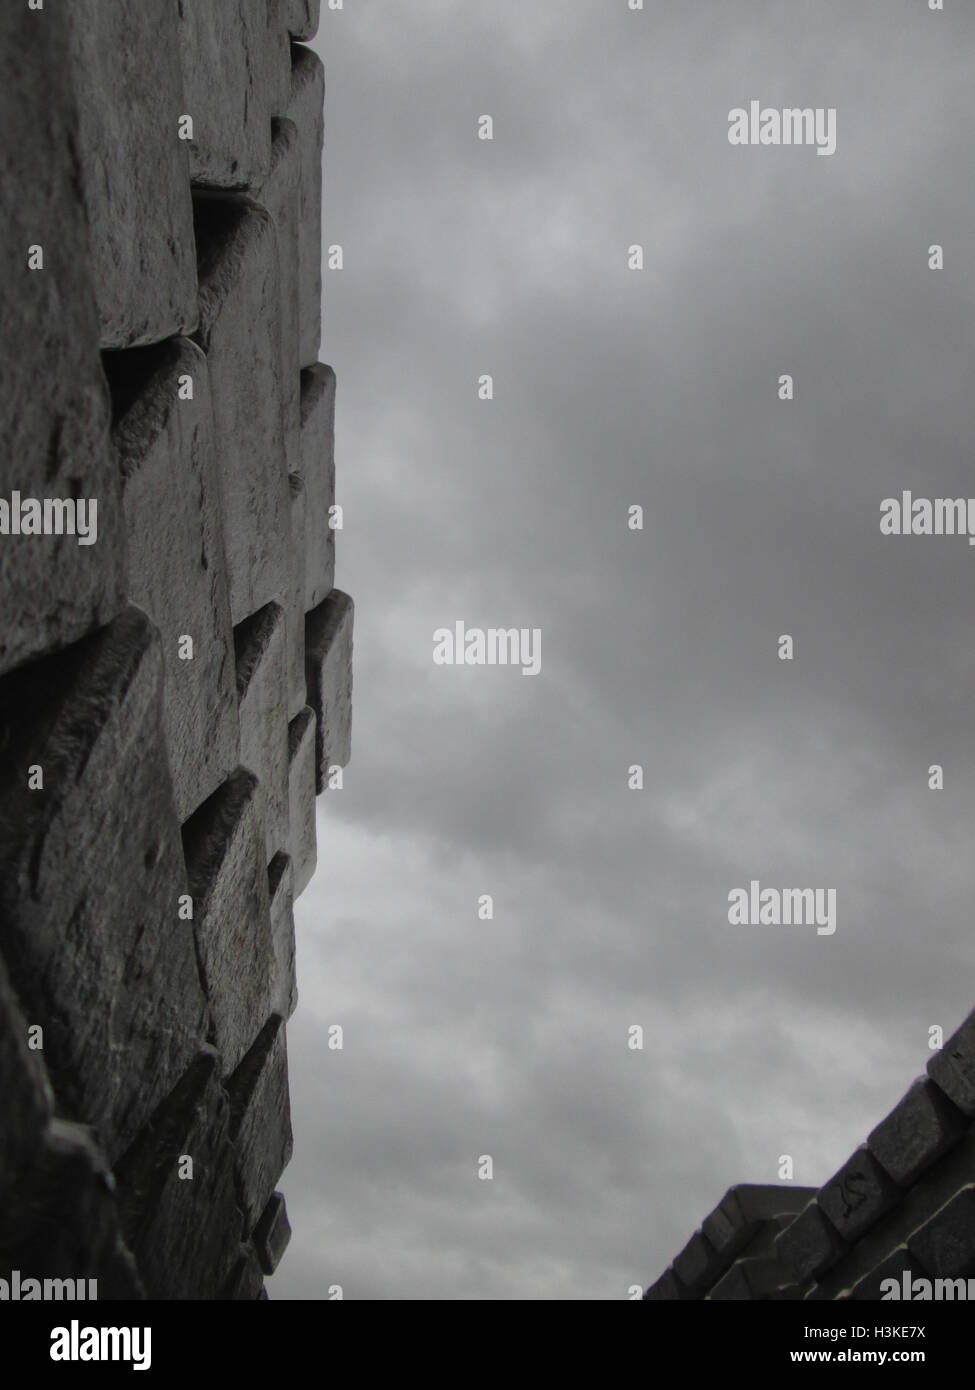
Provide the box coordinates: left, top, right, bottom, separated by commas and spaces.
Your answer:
271, 0, 975, 1298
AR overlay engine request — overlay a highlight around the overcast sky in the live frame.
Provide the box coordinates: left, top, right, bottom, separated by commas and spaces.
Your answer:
271, 0, 975, 1300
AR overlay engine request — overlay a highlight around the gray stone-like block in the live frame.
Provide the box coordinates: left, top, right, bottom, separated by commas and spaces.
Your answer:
701, 1203, 760, 1264
65, 0, 197, 347
257, 119, 301, 480
253, 1191, 293, 1275
228, 1016, 294, 1230
708, 1255, 791, 1301
809, 1126, 975, 1301
287, 45, 324, 366
269, 852, 298, 1019
0, 606, 208, 1164
115, 1047, 243, 1300
283, 0, 321, 39
642, 1268, 684, 1300
181, 770, 276, 1074
174, 0, 272, 189
300, 364, 337, 610
193, 194, 291, 624
908, 1186, 975, 1279
774, 1200, 847, 1284
0, 953, 53, 1207
1, 1118, 143, 1300
929, 1010, 975, 1117
265, 4, 295, 116
738, 1184, 818, 1223
0, 3, 126, 676
235, 602, 290, 863
288, 706, 318, 898
305, 589, 354, 792
672, 1230, 720, 1297
222, 1244, 266, 1300
868, 1078, 966, 1189
106, 339, 239, 822
817, 1148, 898, 1245
702, 1184, 816, 1263
847, 1245, 927, 1301
287, 473, 308, 718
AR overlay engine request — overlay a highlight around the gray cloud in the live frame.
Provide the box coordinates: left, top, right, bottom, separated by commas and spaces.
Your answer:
271, 0, 975, 1299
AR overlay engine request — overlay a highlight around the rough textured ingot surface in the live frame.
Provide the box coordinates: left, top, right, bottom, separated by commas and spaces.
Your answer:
287, 45, 325, 366
257, 119, 302, 480
282, 0, 321, 40
228, 1016, 294, 1230
268, 852, 298, 1018
867, 1078, 966, 1190
192, 194, 291, 626
929, 1008, 975, 1117
0, 607, 208, 1165
235, 602, 291, 864
181, 770, 276, 1075
0, 1, 126, 676
115, 1048, 243, 1300
65, 0, 198, 347
222, 1242, 266, 1299
253, 1191, 293, 1275
300, 364, 337, 611
287, 471, 308, 719
106, 338, 239, 823
265, 2, 295, 116
305, 589, 354, 792
0, 953, 54, 1210
288, 707, 318, 898
1, 1118, 143, 1298
174, 0, 272, 189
